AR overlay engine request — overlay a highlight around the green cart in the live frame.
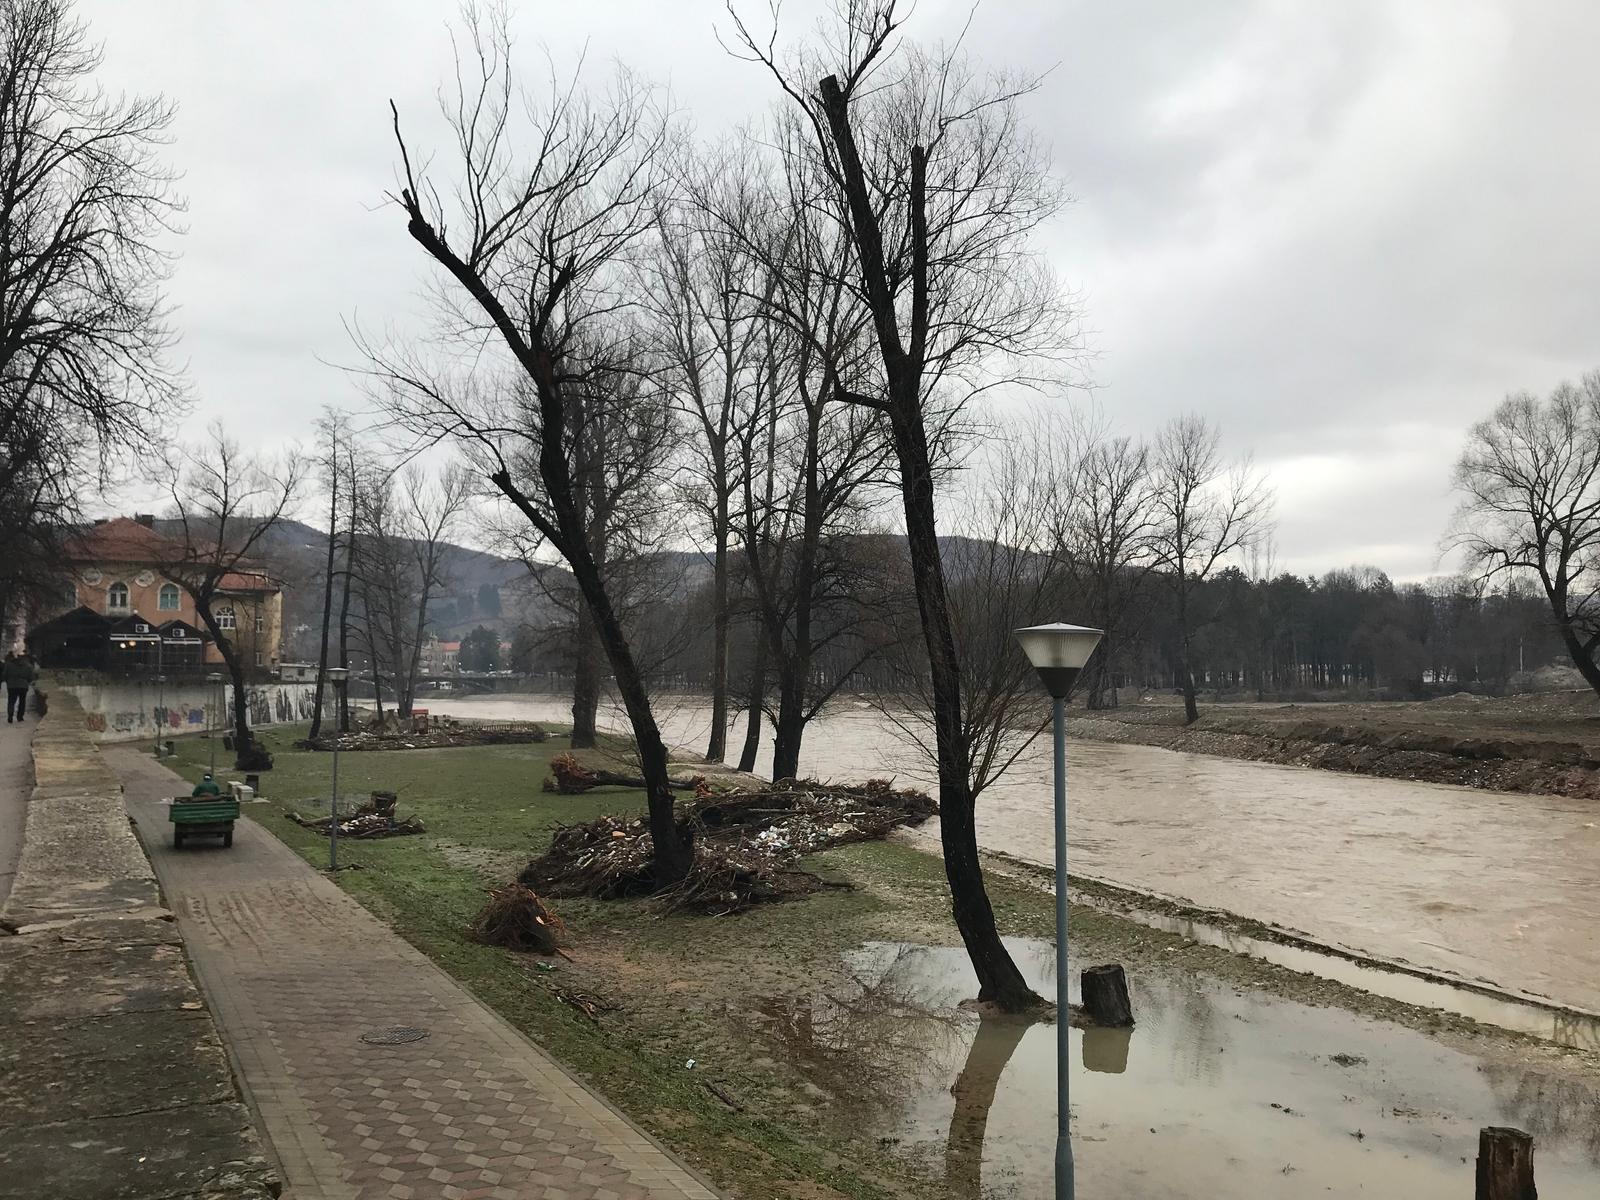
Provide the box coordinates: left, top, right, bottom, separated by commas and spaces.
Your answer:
170, 797, 240, 848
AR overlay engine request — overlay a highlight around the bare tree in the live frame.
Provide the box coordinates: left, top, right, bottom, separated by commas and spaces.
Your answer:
730, 0, 1077, 1010
1451, 373, 1600, 699
158, 425, 304, 768
351, 465, 469, 720
367, 7, 694, 881
1053, 416, 1159, 709
0, 0, 184, 477
1150, 414, 1272, 724
504, 359, 685, 747
308, 409, 352, 738
645, 154, 769, 762
0, 0, 184, 629
880, 428, 1072, 804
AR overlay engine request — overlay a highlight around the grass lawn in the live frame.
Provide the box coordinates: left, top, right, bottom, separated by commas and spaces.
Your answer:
158, 722, 1055, 1200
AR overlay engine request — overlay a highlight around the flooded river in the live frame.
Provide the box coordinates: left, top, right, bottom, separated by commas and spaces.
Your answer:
429, 693, 1600, 1014
780, 938, 1600, 1199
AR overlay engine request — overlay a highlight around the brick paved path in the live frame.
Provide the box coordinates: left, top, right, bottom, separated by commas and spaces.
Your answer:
110, 748, 719, 1200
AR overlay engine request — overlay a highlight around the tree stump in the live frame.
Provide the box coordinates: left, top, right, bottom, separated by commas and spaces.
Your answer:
1475, 1127, 1535, 1199
1081, 963, 1134, 1027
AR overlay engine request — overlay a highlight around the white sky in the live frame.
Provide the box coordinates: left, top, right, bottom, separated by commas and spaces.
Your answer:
78, 0, 1600, 581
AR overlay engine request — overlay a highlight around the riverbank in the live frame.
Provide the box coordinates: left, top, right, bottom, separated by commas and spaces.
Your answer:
1069, 689, 1600, 799
155, 724, 1600, 1198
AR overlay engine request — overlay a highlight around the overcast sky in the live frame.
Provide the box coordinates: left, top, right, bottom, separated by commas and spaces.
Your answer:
78, 0, 1600, 581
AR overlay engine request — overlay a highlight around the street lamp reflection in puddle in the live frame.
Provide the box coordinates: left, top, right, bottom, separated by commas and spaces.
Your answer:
1081, 1025, 1133, 1074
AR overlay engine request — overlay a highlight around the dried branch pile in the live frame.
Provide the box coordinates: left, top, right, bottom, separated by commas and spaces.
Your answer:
519, 779, 937, 914
288, 791, 426, 838
541, 751, 703, 795
296, 722, 549, 752
466, 884, 569, 955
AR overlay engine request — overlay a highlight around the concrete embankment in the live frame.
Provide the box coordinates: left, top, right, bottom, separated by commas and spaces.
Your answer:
1069, 706, 1600, 799
0, 688, 278, 1199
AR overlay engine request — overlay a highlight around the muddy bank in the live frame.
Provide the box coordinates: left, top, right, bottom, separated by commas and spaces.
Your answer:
1069, 701, 1600, 799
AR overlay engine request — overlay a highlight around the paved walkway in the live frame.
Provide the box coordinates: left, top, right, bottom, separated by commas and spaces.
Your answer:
110, 748, 719, 1200
0, 709, 33, 908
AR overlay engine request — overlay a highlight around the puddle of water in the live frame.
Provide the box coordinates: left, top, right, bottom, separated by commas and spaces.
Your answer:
766, 938, 1600, 1199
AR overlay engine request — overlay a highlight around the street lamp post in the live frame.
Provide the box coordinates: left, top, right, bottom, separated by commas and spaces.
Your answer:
153, 635, 165, 758
205, 672, 224, 777
1013, 622, 1104, 1200
326, 667, 350, 870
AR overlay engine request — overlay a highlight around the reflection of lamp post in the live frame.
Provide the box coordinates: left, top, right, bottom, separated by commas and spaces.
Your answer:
1014, 622, 1103, 1200
205, 672, 224, 777
326, 667, 350, 870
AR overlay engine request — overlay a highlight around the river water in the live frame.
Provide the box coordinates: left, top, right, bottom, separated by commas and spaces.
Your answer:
428, 692, 1600, 1014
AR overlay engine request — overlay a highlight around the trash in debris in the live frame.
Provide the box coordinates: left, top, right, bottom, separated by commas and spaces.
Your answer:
295, 717, 548, 752
685, 1059, 697, 1070
519, 778, 937, 914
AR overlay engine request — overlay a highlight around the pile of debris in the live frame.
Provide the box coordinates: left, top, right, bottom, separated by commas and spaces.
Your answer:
542, 751, 704, 795
466, 883, 569, 955
519, 779, 937, 914
296, 720, 548, 752
288, 790, 426, 839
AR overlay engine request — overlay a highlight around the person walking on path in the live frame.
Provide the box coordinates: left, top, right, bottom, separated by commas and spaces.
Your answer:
4, 652, 36, 724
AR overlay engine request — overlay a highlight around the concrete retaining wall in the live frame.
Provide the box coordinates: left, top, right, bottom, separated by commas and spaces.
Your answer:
60, 678, 328, 742
0, 689, 278, 1197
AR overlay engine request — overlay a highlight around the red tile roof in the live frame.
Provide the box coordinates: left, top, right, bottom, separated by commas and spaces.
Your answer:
66, 517, 181, 563
67, 518, 280, 593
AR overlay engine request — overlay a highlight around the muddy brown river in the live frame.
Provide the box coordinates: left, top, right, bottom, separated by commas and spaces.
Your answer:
431, 693, 1600, 1015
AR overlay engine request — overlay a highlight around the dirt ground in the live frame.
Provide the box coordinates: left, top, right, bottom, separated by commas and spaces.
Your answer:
1071, 690, 1600, 798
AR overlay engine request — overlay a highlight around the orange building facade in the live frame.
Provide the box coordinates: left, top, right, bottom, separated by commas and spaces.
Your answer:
43, 516, 285, 671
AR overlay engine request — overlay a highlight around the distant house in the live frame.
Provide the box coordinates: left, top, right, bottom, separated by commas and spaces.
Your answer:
28, 515, 286, 673
277, 662, 316, 682
417, 635, 462, 674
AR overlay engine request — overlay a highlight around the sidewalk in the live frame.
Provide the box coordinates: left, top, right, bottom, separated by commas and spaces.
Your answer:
110, 747, 720, 1200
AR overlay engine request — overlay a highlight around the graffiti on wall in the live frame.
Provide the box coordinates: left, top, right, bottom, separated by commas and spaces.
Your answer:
72, 682, 327, 741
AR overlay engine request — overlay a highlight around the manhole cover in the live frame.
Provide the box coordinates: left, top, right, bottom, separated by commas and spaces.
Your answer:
359, 1026, 429, 1045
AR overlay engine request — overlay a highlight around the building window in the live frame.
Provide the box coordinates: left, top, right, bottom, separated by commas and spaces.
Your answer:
217, 606, 236, 631
158, 584, 180, 611
254, 612, 264, 634
108, 582, 129, 612
255, 650, 264, 667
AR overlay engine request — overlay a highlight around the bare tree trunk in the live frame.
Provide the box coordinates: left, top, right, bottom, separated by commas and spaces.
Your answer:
819, 77, 1036, 1011
1178, 582, 1200, 724
336, 517, 356, 733
570, 603, 601, 748
737, 632, 767, 774
705, 513, 730, 762
309, 471, 339, 738
770, 658, 807, 782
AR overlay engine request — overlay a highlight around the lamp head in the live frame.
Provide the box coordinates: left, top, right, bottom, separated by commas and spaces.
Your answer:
1014, 622, 1104, 699
326, 667, 350, 686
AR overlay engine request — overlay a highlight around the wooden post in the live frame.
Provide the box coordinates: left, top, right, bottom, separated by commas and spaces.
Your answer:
1475, 1127, 1535, 1200
1081, 964, 1134, 1027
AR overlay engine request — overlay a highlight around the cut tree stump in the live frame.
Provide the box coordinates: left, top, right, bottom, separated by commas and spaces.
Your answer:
1475, 1126, 1535, 1199
1080, 963, 1134, 1027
